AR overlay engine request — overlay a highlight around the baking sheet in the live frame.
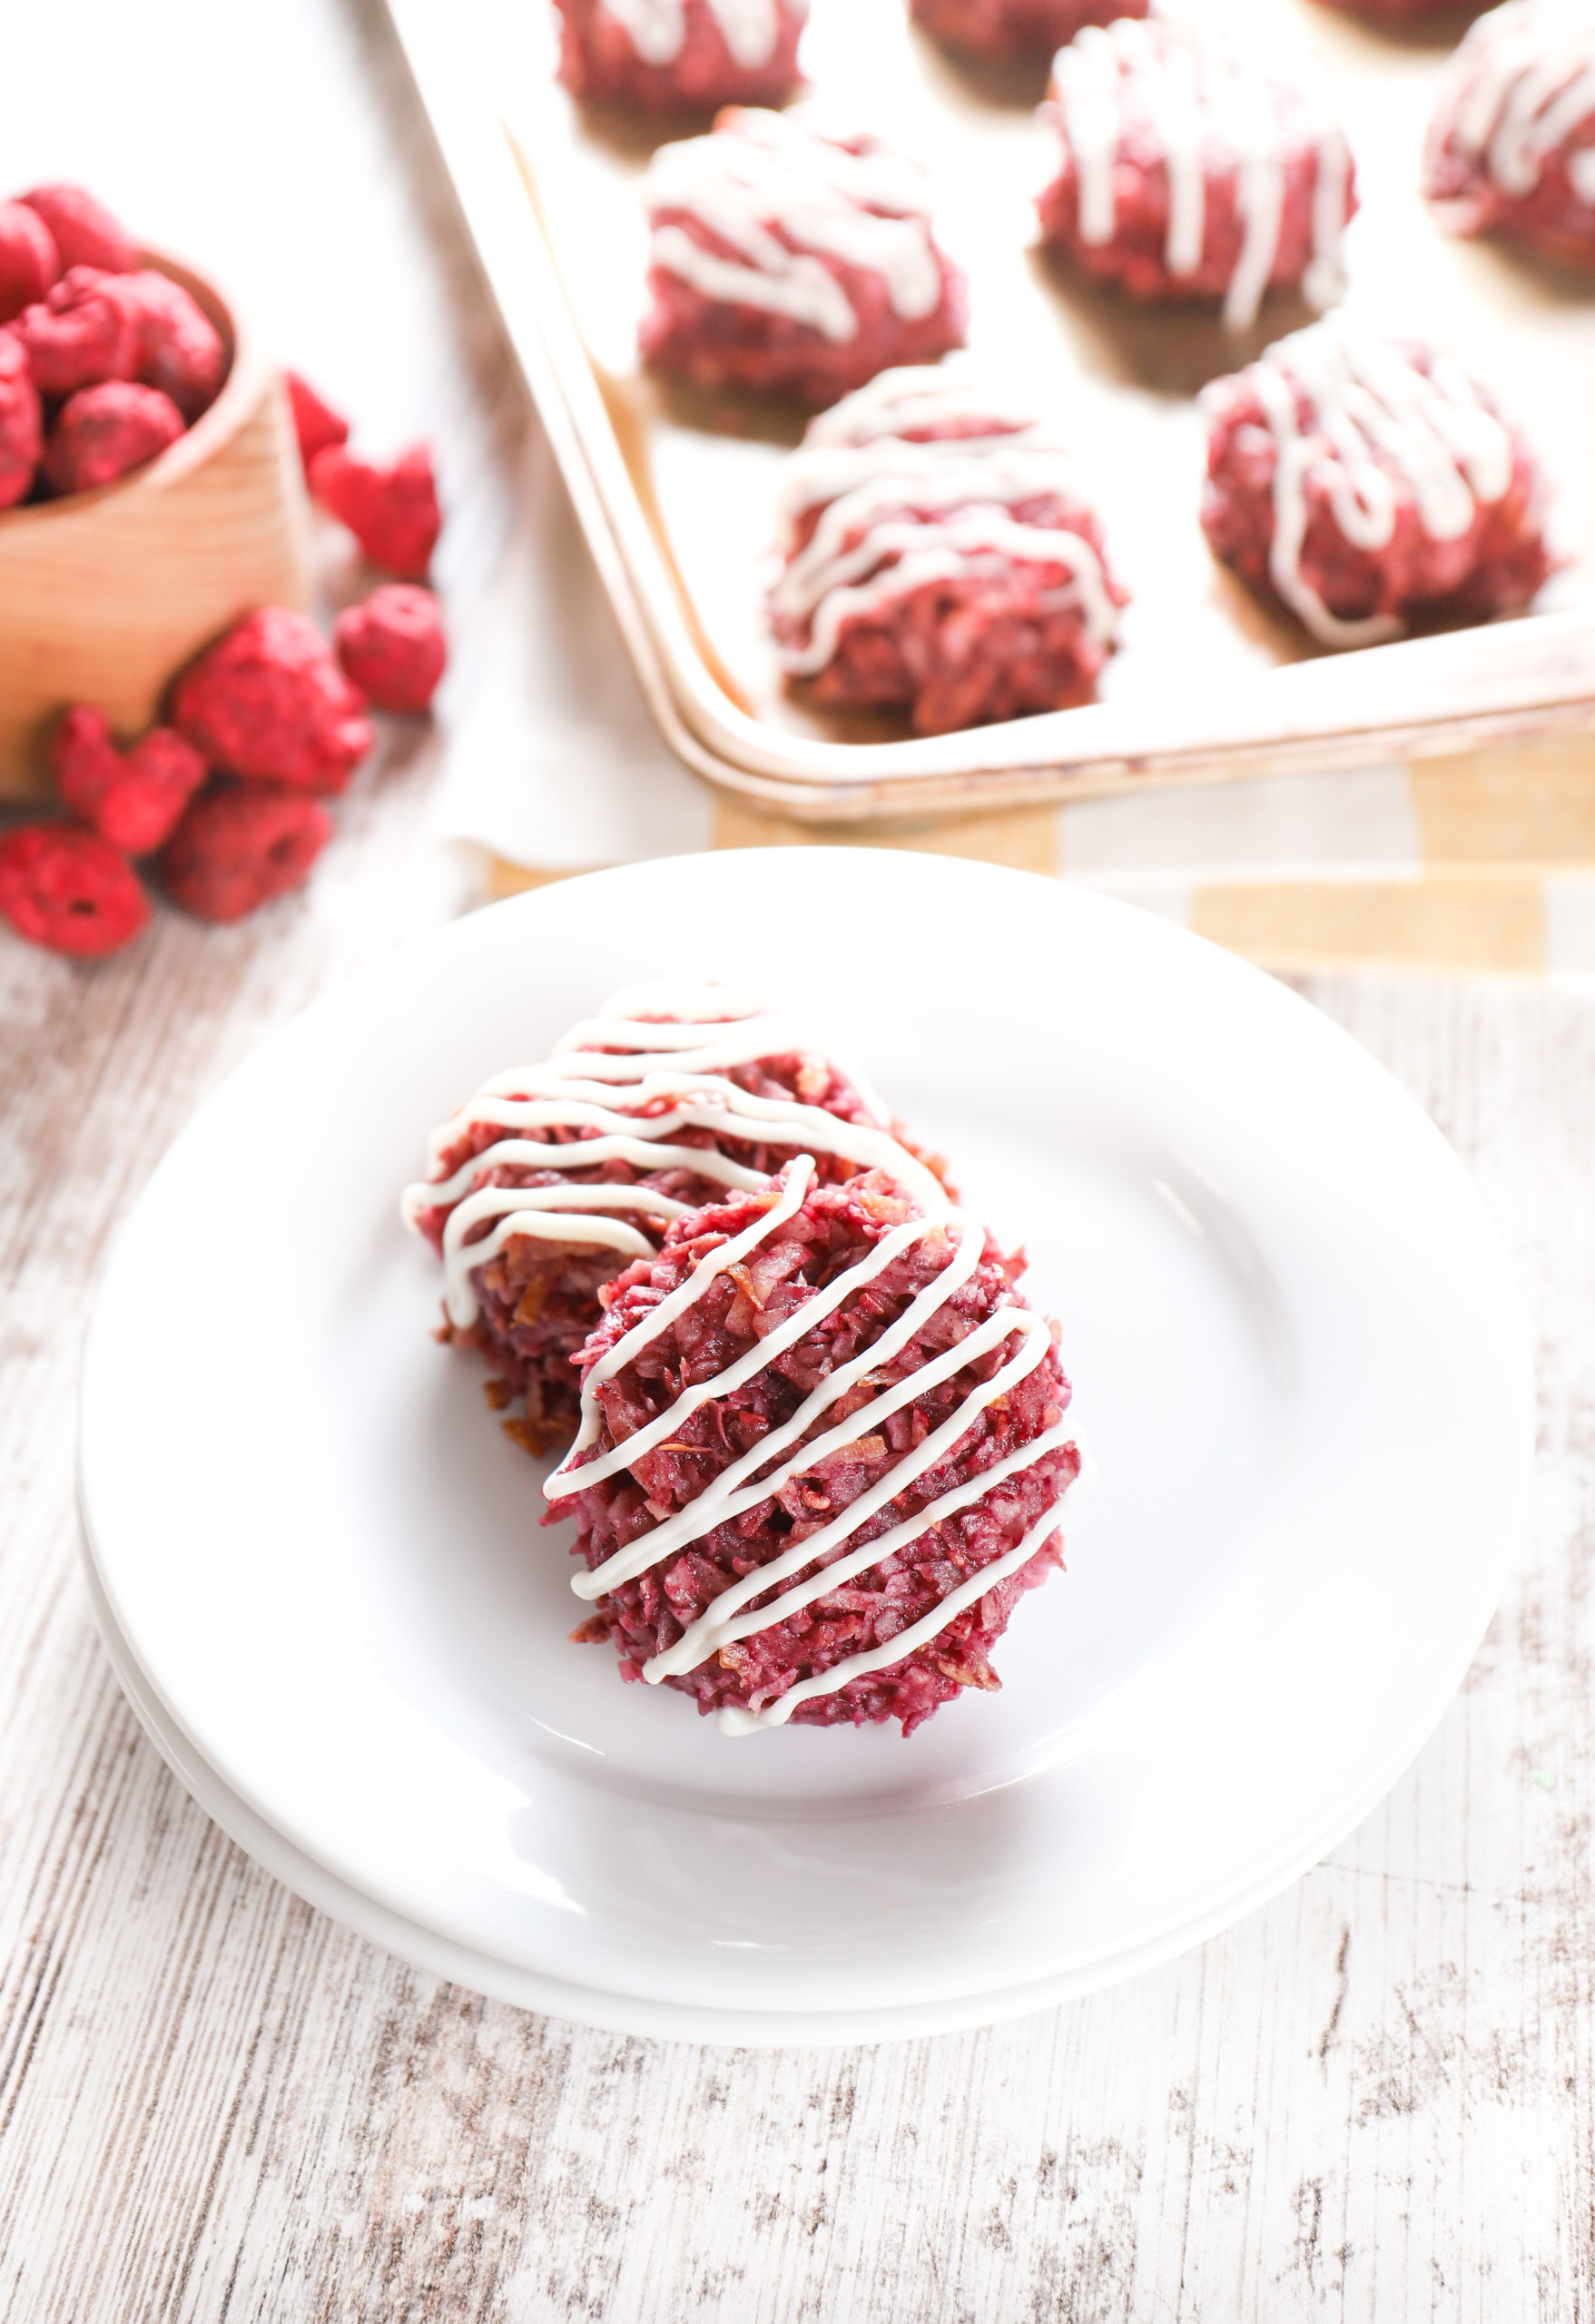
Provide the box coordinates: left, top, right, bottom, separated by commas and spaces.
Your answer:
388, 0, 1595, 810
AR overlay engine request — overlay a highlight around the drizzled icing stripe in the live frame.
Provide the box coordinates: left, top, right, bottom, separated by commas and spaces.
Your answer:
551, 1153, 1080, 1734
1213, 321, 1516, 648
1050, 15, 1353, 330
598, 0, 802, 71
768, 368, 1120, 678
774, 385, 1068, 539
802, 366, 1039, 451
716, 1500, 1068, 1733
782, 516, 1119, 676
553, 1153, 822, 1477
546, 1008, 888, 1100
644, 110, 944, 345
415, 1133, 767, 1220
567, 1216, 988, 1594
1440, 0, 1595, 200
643, 1318, 1056, 1678
401, 987, 940, 1329
412, 1083, 937, 1327
433, 1184, 687, 1317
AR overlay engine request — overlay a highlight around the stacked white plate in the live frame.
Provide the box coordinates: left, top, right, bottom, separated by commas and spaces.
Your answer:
78, 852, 1531, 2045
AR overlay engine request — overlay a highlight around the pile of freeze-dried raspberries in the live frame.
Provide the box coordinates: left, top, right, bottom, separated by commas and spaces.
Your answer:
0, 231, 450, 955
0, 182, 226, 502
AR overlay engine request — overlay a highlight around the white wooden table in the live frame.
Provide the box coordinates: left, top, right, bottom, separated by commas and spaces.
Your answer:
3, 5, 1594, 2316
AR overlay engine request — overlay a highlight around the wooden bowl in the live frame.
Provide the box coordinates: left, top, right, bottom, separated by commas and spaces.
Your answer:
0, 250, 312, 799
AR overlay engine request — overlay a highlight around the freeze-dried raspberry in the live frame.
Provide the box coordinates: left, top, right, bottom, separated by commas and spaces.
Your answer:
52, 704, 208, 855
0, 201, 59, 326
159, 783, 333, 923
0, 822, 150, 956
0, 329, 42, 509
170, 606, 373, 793
109, 271, 226, 420
284, 369, 349, 470
43, 379, 183, 495
18, 184, 136, 276
333, 584, 448, 714
14, 265, 138, 399
309, 442, 441, 578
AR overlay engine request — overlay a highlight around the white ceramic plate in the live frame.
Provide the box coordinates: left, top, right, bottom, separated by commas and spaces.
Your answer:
79, 852, 1531, 2045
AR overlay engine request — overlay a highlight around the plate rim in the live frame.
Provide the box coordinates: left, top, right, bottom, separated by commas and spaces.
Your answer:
78, 1490, 1518, 2047
75, 852, 1536, 2043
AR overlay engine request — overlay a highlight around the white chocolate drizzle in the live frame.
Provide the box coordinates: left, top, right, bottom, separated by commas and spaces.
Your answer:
644, 108, 945, 344
408, 984, 1082, 1733
401, 986, 935, 1330
801, 367, 1039, 449
714, 1501, 1070, 1733
1208, 320, 1517, 649
768, 368, 1120, 677
1434, 0, 1595, 202
1049, 15, 1354, 330
596, 0, 802, 70
546, 1151, 1082, 1734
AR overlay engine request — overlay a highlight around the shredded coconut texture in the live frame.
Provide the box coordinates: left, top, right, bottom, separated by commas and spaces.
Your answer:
413, 1037, 942, 1447
556, 1168, 1078, 1736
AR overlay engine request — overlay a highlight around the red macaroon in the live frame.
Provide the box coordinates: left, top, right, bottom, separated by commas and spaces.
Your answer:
1423, 0, 1595, 264
640, 110, 968, 408
0, 328, 43, 508
52, 705, 208, 855
0, 822, 150, 956
333, 584, 448, 714
159, 783, 333, 924
308, 441, 442, 578
283, 369, 350, 471
0, 200, 60, 326
411, 1000, 945, 1447
1036, 17, 1356, 331
43, 380, 183, 496
554, 0, 807, 111
1199, 323, 1553, 646
553, 1164, 1080, 1736
17, 184, 136, 277
767, 369, 1127, 734
170, 607, 373, 794
12, 264, 139, 399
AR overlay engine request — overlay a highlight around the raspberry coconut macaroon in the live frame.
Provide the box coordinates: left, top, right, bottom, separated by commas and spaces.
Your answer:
1423, 0, 1595, 266
1199, 319, 1552, 647
767, 366, 1127, 734
912, 0, 1147, 67
555, 0, 808, 111
1036, 14, 1357, 331
639, 107, 967, 406
549, 1153, 1085, 1736
403, 985, 949, 1449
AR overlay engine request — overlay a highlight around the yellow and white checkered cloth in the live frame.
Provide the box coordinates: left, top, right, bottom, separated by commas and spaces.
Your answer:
482, 740, 1595, 979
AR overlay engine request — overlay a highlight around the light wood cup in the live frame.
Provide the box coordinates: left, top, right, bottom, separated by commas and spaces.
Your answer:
0, 251, 312, 799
